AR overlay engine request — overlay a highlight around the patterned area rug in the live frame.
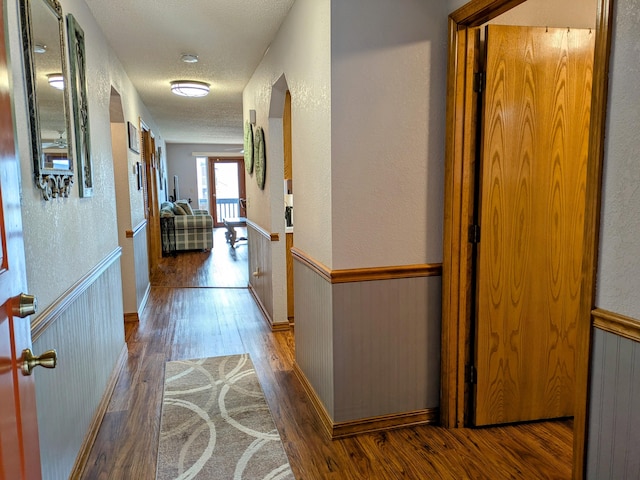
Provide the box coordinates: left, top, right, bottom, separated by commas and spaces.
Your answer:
156, 354, 294, 479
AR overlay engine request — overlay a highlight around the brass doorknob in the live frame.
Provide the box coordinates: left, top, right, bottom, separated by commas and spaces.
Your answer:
12, 293, 37, 318
22, 348, 57, 376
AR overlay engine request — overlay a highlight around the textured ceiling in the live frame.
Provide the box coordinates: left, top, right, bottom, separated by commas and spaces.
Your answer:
84, 0, 295, 145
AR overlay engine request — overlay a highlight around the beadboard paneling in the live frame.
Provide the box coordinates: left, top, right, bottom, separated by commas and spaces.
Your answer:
332, 276, 441, 422
133, 222, 150, 315
294, 258, 335, 418
32, 253, 125, 480
587, 324, 640, 480
247, 221, 275, 326
293, 249, 442, 425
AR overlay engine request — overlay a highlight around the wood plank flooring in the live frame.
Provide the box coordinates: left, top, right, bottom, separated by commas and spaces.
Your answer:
80, 230, 573, 479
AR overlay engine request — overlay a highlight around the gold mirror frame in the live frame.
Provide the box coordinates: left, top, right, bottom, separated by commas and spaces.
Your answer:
19, 0, 74, 200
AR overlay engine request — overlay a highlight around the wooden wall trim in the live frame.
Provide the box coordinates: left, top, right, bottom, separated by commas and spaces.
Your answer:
293, 362, 438, 439
246, 219, 279, 241
290, 247, 332, 282
291, 247, 442, 284
31, 247, 123, 341
574, 0, 614, 477
592, 308, 640, 344
450, 0, 526, 25
70, 344, 128, 479
248, 283, 289, 331
333, 409, 439, 439
292, 362, 333, 439
125, 219, 148, 238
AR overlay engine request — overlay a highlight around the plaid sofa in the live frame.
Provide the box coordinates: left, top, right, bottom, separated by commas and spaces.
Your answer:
160, 201, 213, 251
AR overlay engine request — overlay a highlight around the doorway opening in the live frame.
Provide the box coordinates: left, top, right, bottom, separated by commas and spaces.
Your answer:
207, 157, 247, 227
441, 0, 613, 477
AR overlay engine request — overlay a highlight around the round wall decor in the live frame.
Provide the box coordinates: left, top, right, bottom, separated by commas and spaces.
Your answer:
254, 126, 266, 190
244, 120, 254, 174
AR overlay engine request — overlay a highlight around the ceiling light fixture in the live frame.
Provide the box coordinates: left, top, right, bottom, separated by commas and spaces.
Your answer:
180, 54, 199, 63
47, 73, 64, 90
170, 80, 210, 97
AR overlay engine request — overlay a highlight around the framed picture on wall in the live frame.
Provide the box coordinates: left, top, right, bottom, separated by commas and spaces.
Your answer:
128, 121, 139, 153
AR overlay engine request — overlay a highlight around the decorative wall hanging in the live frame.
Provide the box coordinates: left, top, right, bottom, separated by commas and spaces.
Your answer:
127, 121, 139, 153
20, 0, 74, 199
244, 120, 254, 174
254, 126, 266, 190
67, 13, 92, 197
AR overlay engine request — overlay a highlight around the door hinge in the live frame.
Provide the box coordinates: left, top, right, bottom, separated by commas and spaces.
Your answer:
466, 364, 477, 384
473, 71, 485, 93
468, 224, 480, 244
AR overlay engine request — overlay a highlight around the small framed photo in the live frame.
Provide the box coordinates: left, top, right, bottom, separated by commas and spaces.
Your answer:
128, 121, 140, 153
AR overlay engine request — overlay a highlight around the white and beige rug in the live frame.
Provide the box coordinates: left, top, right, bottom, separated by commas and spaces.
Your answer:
156, 354, 294, 480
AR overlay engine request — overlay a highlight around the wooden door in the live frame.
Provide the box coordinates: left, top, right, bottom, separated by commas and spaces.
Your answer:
142, 126, 161, 274
0, 2, 42, 476
473, 25, 594, 426
208, 157, 246, 227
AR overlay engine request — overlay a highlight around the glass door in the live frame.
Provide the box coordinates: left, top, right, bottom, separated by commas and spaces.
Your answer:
208, 157, 246, 227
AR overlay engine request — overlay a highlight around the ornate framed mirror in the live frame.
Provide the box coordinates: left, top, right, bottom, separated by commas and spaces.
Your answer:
19, 0, 74, 199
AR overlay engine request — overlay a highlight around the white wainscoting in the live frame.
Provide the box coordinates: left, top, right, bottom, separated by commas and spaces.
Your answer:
292, 247, 442, 433
247, 221, 277, 327
132, 222, 150, 315
587, 310, 640, 479
294, 258, 335, 418
31, 249, 125, 480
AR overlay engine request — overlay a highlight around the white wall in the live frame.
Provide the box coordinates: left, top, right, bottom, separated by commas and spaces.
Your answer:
596, 0, 640, 318
243, 0, 331, 324
331, 0, 449, 269
7, 0, 164, 310
165, 143, 201, 203
165, 143, 242, 206
243, 0, 332, 264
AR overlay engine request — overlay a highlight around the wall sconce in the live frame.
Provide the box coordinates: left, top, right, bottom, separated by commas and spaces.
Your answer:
249, 109, 256, 125
47, 73, 64, 90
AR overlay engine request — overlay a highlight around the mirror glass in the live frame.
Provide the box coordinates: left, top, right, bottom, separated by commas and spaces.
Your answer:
20, 0, 73, 199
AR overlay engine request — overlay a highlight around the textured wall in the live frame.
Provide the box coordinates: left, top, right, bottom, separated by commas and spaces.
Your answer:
6, 0, 166, 476
243, 0, 331, 325
595, 0, 640, 319
331, 0, 449, 269
243, 0, 332, 266
7, 0, 164, 311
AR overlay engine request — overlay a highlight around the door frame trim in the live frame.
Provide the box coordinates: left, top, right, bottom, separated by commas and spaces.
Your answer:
440, 0, 614, 477
208, 156, 246, 227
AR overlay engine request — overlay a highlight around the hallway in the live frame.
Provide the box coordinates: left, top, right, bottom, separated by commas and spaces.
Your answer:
80, 235, 573, 479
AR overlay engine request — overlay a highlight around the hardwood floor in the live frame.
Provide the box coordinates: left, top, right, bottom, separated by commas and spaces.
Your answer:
80, 233, 573, 479
150, 227, 248, 288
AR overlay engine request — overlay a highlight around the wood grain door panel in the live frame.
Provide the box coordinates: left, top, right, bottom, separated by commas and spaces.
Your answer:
0, 2, 42, 475
474, 25, 594, 426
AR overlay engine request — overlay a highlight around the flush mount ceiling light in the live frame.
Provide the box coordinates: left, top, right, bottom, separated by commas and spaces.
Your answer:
180, 54, 199, 63
170, 80, 210, 97
47, 73, 64, 90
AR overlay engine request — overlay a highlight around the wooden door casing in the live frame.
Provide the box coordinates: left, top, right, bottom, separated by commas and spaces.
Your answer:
208, 157, 246, 228
473, 25, 595, 426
